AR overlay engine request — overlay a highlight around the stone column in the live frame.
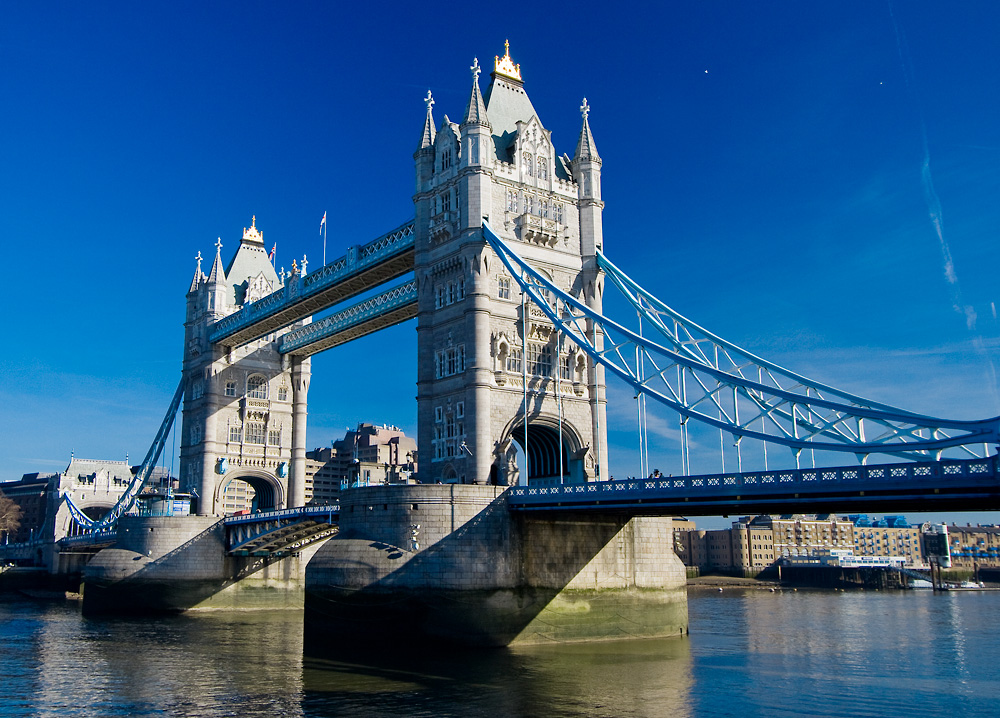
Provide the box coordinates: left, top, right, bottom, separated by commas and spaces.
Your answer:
469, 247, 493, 485
289, 356, 311, 508
199, 393, 219, 516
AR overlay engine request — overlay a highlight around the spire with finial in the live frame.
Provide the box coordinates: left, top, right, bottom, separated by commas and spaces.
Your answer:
574, 97, 601, 163
462, 57, 491, 128
494, 39, 521, 82
418, 89, 436, 150
188, 250, 205, 292
207, 236, 225, 284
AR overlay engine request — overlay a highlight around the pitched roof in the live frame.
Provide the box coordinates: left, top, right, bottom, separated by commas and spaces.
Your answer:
482, 73, 540, 162
224, 218, 279, 305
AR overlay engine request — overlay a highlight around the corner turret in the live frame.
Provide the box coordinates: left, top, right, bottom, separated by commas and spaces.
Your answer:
572, 99, 604, 257
415, 91, 436, 192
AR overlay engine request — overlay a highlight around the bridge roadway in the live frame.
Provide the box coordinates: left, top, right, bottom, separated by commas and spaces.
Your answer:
507, 455, 1000, 516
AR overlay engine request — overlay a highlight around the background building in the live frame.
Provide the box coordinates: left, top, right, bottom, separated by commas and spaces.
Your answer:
851, 514, 922, 566
673, 514, 925, 576
940, 524, 1000, 568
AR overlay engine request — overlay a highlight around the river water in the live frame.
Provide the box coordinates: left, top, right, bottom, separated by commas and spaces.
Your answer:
2, 588, 997, 717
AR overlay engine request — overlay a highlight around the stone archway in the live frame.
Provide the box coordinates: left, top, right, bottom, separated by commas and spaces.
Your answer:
499, 415, 588, 485
215, 470, 284, 514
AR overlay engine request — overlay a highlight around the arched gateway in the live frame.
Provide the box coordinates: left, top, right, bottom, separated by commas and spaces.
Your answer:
414, 47, 608, 485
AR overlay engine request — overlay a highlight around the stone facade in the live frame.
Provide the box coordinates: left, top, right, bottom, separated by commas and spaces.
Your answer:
413, 46, 608, 486
180, 219, 311, 515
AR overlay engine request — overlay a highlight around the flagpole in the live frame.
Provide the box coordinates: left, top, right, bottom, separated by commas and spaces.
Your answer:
323, 218, 327, 266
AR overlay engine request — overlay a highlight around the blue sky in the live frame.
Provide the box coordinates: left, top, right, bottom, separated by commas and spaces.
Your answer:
2, 2, 998, 528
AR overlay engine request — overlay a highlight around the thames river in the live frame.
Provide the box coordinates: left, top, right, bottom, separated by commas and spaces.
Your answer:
2, 588, 997, 717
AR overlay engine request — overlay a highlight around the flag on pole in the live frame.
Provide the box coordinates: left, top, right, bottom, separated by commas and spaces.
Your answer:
268, 243, 276, 262
319, 211, 327, 234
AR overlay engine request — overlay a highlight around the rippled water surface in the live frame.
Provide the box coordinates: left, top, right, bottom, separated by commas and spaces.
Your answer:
2, 589, 998, 717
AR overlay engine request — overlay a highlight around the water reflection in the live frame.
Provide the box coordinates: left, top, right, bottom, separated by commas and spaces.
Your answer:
688, 588, 1000, 717
5, 591, 1000, 718
302, 638, 692, 718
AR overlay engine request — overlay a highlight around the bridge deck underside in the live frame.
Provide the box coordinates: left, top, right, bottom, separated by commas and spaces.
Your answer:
282, 302, 417, 357
508, 458, 1000, 516
226, 510, 340, 556
213, 249, 414, 347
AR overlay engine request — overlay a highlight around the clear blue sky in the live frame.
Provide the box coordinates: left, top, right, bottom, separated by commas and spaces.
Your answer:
2, 3, 998, 528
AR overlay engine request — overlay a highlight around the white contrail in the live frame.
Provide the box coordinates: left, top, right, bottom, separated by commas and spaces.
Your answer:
920, 150, 957, 286
888, 0, 997, 406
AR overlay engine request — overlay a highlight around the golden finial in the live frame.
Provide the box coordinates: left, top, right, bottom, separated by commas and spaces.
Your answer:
494, 39, 522, 82
251, 215, 256, 228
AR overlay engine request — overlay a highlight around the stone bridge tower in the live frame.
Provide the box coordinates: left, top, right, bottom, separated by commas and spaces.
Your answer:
414, 44, 608, 485
180, 219, 310, 515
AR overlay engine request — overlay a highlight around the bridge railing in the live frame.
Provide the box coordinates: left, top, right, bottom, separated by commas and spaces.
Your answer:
222, 504, 339, 526
508, 456, 998, 507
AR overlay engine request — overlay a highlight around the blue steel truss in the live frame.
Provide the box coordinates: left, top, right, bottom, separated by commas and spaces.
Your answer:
64, 379, 185, 532
482, 222, 1000, 461
210, 220, 415, 346
279, 279, 417, 356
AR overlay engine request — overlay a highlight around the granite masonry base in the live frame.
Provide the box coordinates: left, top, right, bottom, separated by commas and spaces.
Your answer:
81, 515, 321, 614
305, 484, 688, 647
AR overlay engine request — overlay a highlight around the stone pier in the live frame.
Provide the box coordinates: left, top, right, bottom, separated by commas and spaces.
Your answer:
305, 485, 688, 647
82, 515, 320, 613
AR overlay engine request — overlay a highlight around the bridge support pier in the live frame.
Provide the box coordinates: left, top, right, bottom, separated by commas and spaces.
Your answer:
305, 485, 687, 647
81, 516, 323, 613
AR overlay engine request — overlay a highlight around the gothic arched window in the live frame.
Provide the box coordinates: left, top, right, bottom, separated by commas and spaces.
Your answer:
247, 375, 268, 400
537, 156, 547, 181
523, 152, 533, 177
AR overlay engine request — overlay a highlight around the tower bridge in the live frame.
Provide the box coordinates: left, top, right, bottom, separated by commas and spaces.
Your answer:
26, 43, 999, 644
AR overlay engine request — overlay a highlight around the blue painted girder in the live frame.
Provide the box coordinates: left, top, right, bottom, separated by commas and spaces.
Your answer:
224, 505, 339, 556
507, 456, 1000, 516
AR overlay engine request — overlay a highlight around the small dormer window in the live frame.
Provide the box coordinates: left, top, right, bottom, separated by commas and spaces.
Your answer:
442, 147, 453, 170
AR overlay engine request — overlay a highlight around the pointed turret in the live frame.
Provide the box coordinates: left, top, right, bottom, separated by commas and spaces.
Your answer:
207, 237, 225, 284
573, 98, 601, 164
462, 58, 490, 129
188, 251, 205, 293
417, 90, 436, 151
572, 98, 604, 260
